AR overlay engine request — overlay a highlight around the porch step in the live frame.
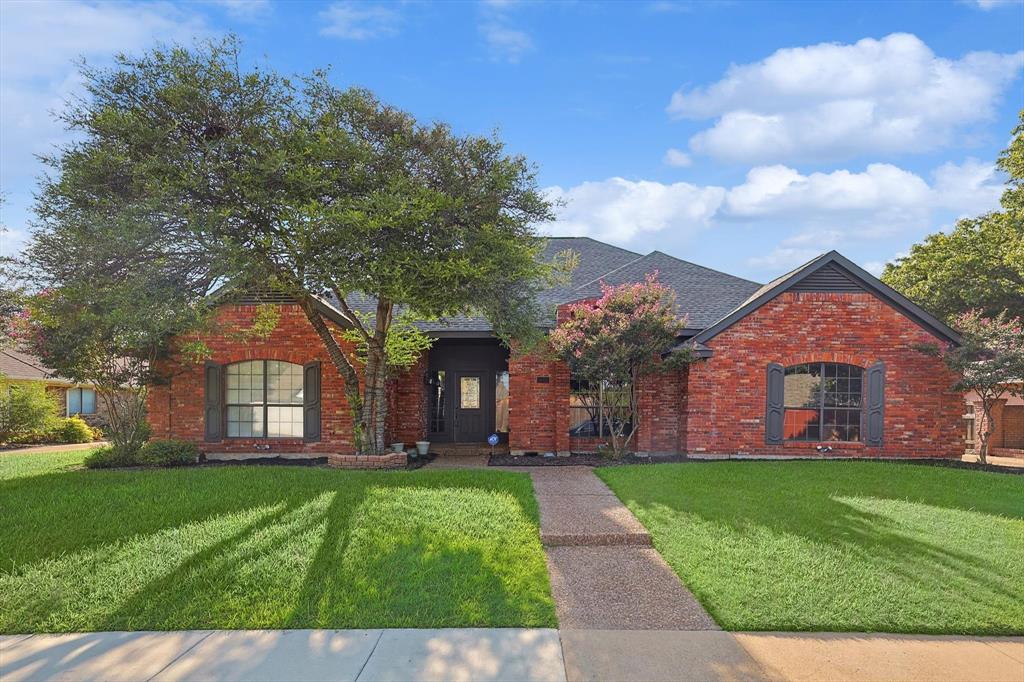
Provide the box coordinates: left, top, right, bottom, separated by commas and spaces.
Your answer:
529, 468, 653, 548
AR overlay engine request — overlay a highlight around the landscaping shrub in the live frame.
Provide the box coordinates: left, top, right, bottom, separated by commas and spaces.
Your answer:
89, 425, 104, 441
0, 382, 60, 443
49, 416, 93, 444
138, 439, 199, 467
83, 446, 138, 469
84, 440, 198, 469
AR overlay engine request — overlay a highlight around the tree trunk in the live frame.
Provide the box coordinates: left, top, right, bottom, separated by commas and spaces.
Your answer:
360, 346, 388, 454
978, 401, 994, 465
97, 384, 149, 453
295, 296, 368, 452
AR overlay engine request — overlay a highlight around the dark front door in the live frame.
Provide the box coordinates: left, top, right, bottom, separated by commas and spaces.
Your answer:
454, 371, 487, 442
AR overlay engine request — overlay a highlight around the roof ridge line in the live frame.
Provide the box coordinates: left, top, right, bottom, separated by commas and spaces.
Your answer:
572, 253, 651, 292
547, 235, 643, 257
645, 250, 761, 286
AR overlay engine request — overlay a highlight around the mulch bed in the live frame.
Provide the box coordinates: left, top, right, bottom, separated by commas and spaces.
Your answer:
196, 452, 437, 471
488, 453, 1024, 474
488, 453, 689, 467
868, 456, 1024, 475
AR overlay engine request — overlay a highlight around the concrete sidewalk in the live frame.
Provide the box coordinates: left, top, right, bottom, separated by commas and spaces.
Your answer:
3, 629, 1021, 682
0, 442, 104, 455
0, 629, 566, 682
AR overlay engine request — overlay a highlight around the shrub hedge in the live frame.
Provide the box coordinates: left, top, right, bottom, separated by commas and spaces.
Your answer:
84, 439, 198, 469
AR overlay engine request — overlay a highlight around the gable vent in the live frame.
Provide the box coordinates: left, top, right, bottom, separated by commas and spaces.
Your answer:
790, 262, 864, 293
228, 286, 296, 305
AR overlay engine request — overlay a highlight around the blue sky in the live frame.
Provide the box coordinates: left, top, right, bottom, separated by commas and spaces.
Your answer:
1, 0, 1022, 282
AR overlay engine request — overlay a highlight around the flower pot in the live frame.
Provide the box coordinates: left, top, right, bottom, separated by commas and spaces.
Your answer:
415, 441, 430, 456
390, 442, 405, 453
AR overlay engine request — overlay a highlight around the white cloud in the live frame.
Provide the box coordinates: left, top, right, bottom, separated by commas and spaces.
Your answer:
480, 23, 533, 62
722, 163, 932, 230
0, 1, 207, 81
663, 148, 692, 167
668, 33, 1024, 163
319, 2, 400, 40
543, 178, 725, 244
968, 0, 1021, 9
204, 0, 271, 20
862, 261, 887, 276
0, 1, 210, 254
747, 248, 820, 271
478, 0, 534, 63
545, 158, 1006, 272
931, 157, 1005, 215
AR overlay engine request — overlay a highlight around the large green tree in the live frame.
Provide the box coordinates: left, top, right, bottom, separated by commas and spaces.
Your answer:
882, 113, 1024, 323
27, 38, 563, 454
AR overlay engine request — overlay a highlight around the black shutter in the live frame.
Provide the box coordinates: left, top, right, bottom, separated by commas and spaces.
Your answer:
204, 361, 224, 442
765, 362, 785, 444
865, 361, 885, 447
303, 361, 321, 442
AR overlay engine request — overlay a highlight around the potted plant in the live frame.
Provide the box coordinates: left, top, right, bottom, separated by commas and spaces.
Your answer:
415, 440, 430, 456
390, 442, 405, 453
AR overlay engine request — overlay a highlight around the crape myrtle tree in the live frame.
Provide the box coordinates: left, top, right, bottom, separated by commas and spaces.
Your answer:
28, 37, 565, 454
918, 310, 1024, 464
883, 111, 1024, 323
548, 275, 695, 458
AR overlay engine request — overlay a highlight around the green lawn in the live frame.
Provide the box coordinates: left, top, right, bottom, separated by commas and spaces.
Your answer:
0, 451, 555, 633
597, 461, 1024, 635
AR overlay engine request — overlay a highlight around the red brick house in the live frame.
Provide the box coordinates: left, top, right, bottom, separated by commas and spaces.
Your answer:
147, 237, 964, 466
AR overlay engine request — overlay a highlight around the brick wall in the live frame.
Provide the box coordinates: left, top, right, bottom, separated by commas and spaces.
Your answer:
683, 291, 963, 458
147, 304, 361, 455
384, 354, 428, 447
634, 364, 687, 454
508, 347, 567, 454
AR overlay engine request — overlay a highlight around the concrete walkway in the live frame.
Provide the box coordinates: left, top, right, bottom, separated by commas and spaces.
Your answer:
529, 467, 718, 630
3, 629, 1020, 682
0, 442, 104, 455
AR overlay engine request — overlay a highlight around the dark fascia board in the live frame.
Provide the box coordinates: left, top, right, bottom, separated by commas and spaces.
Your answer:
427, 330, 497, 339
310, 296, 353, 329
690, 250, 961, 347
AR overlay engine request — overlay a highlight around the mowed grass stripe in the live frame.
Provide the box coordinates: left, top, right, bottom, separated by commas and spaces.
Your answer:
0, 452, 555, 633
597, 461, 1024, 635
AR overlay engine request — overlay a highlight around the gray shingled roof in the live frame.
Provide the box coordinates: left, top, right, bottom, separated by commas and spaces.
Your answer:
0, 349, 72, 384
568, 250, 761, 329
324, 236, 762, 334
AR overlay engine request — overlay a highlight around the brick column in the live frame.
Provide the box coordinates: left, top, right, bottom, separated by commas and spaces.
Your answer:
974, 398, 1008, 449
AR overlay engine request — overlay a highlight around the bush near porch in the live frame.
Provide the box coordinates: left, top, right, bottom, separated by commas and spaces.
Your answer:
0, 451, 555, 633
598, 461, 1024, 635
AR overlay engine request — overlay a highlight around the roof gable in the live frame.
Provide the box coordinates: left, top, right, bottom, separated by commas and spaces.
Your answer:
690, 251, 960, 346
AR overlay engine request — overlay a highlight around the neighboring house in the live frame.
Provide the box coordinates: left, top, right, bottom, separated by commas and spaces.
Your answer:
147, 238, 964, 466
964, 385, 1024, 458
0, 349, 104, 423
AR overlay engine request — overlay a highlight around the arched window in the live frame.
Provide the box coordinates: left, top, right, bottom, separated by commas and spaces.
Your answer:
783, 363, 863, 442
225, 360, 304, 438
